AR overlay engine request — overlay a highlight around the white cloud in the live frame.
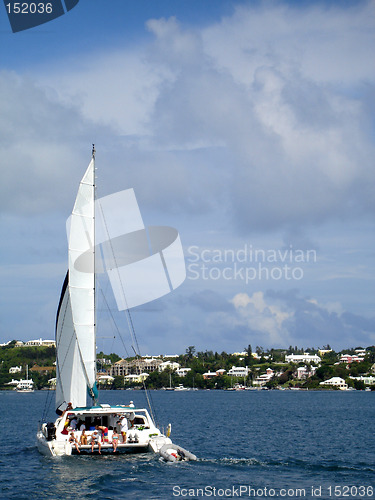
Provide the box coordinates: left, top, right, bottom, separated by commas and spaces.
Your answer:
6, 2, 374, 231
1, 2, 375, 350
0, 71, 104, 215
230, 291, 292, 345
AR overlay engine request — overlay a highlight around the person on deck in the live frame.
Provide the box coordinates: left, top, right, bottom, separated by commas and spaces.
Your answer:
96, 425, 109, 443
111, 430, 120, 452
117, 415, 128, 443
90, 431, 102, 454
69, 416, 78, 430
69, 431, 80, 453
80, 429, 88, 445
77, 419, 86, 431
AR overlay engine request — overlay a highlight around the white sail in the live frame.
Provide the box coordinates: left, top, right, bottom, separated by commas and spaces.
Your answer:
55, 274, 88, 409
96, 190, 186, 310
55, 159, 96, 410
55, 155, 186, 410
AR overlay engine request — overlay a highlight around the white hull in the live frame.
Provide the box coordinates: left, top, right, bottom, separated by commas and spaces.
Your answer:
37, 403, 171, 457
35, 152, 190, 460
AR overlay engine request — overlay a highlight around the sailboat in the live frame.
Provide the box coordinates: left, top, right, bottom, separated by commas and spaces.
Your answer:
36, 147, 186, 457
16, 365, 34, 392
165, 373, 174, 391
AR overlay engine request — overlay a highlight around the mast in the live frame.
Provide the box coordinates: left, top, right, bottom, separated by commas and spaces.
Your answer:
92, 144, 98, 405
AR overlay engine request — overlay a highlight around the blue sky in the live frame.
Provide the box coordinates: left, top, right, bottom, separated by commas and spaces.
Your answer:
0, 0, 374, 356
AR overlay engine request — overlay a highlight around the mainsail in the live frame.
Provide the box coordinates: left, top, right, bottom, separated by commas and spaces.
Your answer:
56, 159, 97, 410
55, 152, 186, 411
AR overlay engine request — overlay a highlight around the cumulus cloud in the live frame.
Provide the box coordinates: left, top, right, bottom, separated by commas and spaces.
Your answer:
29, 1, 374, 233
160, 288, 375, 352
2, 1, 374, 349
230, 291, 293, 346
227, 289, 375, 349
0, 71, 109, 215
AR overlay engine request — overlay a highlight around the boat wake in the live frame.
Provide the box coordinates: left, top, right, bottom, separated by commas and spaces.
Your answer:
198, 457, 266, 467
191, 456, 375, 473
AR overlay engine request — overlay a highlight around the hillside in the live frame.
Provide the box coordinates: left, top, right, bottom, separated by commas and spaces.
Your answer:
0, 343, 56, 389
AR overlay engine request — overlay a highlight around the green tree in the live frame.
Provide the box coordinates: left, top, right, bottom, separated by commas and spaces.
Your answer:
185, 346, 196, 361
353, 379, 366, 390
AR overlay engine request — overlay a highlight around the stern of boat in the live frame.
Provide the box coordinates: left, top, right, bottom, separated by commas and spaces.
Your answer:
148, 435, 173, 453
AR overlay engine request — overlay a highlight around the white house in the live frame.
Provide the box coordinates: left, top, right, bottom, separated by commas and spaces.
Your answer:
227, 366, 249, 377
124, 373, 149, 383
97, 375, 115, 385
9, 366, 22, 374
25, 338, 56, 347
253, 368, 274, 386
158, 361, 180, 372
320, 377, 348, 390
354, 348, 366, 357
285, 353, 321, 364
176, 368, 191, 377
350, 376, 375, 386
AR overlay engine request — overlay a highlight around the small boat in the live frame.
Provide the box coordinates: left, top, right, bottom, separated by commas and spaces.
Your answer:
174, 384, 190, 391
37, 147, 188, 457
159, 443, 197, 462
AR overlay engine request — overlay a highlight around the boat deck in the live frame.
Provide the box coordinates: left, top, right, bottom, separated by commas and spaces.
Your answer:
71, 442, 149, 455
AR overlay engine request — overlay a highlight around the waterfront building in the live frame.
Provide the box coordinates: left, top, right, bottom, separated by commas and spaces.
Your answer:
319, 377, 348, 390
97, 375, 115, 385
110, 357, 163, 376
227, 366, 249, 377
124, 373, 149, 383
253, 368, 274, 386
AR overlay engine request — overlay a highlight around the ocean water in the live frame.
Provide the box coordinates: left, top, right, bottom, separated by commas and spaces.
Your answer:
0, 390, 374, 499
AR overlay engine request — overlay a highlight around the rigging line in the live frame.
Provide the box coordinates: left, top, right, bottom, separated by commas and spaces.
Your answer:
97, 285, 130, 359
41, 385, 54, 422
96, 200, 138, 350
131, 350, 157, 426
96, 199, 158, 423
